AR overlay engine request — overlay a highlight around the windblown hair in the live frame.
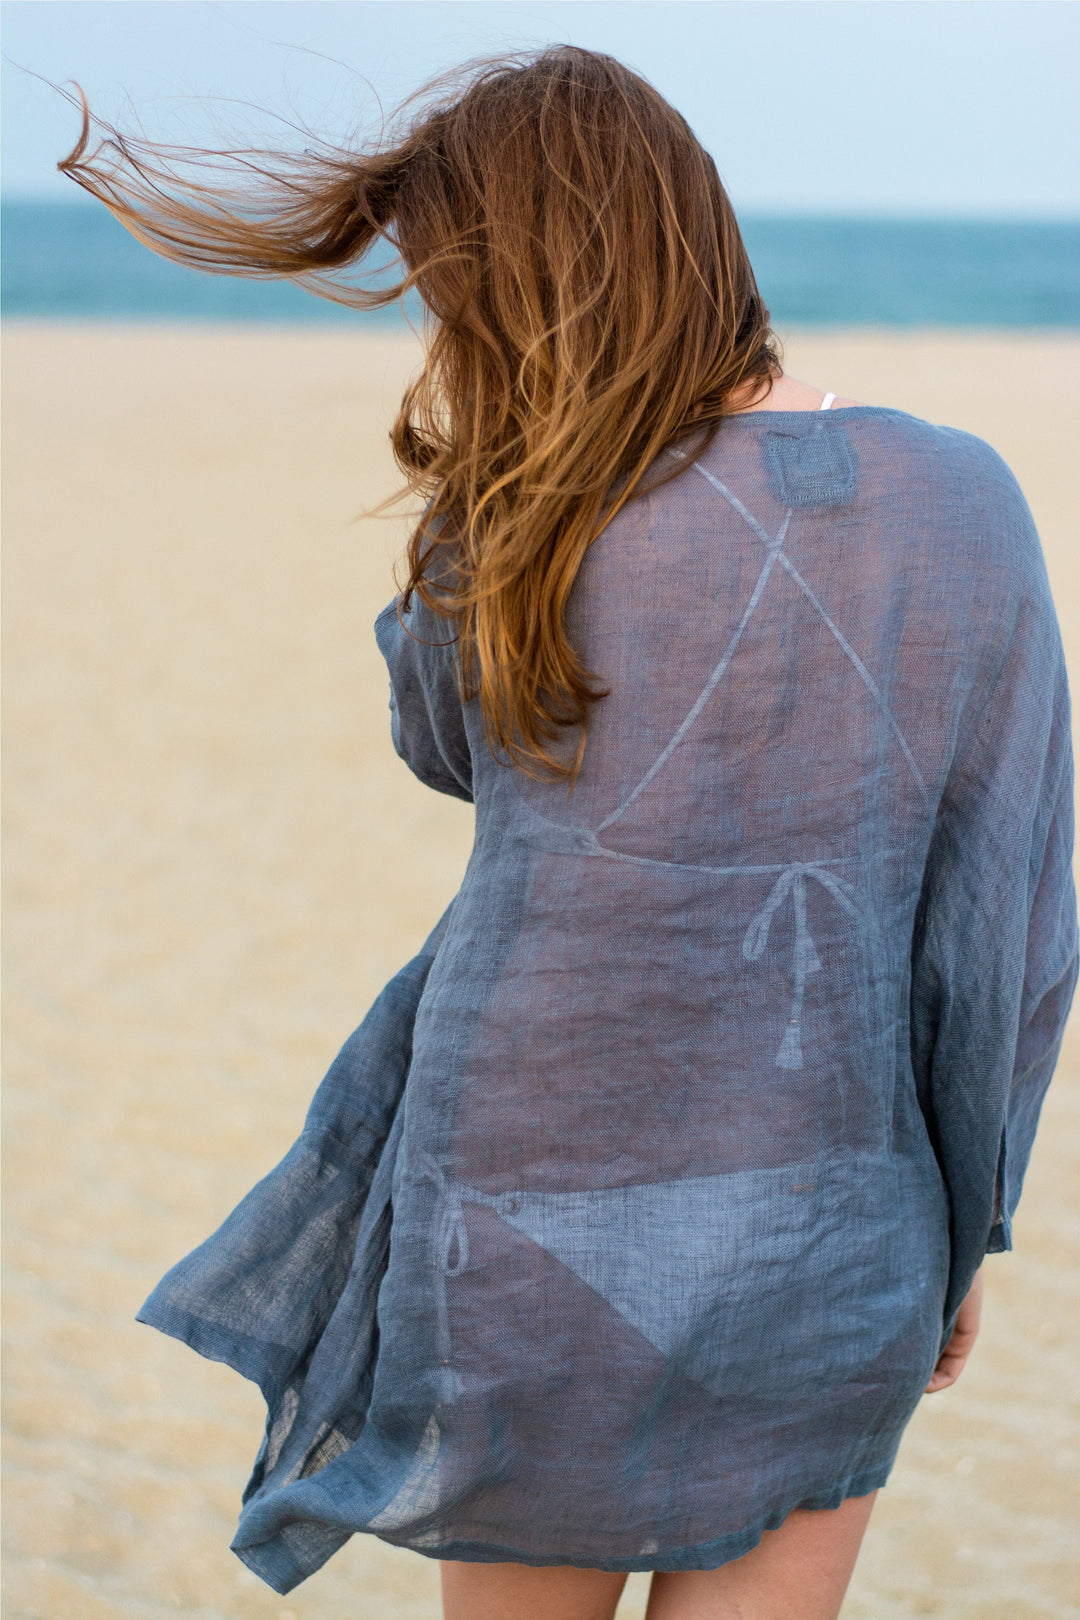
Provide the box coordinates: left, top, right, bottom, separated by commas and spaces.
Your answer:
59, 46, 780, 779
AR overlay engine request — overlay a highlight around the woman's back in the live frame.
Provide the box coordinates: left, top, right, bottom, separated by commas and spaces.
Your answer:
312, 404, 1077, 1571
418, 407, 945, 1187
388, 405, 1067, 1195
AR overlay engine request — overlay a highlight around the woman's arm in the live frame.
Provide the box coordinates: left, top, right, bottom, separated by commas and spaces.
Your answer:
924, 1267, 984, 1393
909, 447, 1078, 1338
374, 593, 474, 803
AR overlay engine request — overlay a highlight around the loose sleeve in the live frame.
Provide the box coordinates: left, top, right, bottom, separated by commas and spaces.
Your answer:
373, 590, 474, 803
134, 902, 453, 1405
910, 469, 1079, 1332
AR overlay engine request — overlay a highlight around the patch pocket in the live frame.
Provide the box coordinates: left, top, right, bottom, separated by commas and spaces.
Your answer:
763, 420, 857, 508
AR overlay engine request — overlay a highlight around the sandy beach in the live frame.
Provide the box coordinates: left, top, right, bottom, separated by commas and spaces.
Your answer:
3, 323, 1079, 1620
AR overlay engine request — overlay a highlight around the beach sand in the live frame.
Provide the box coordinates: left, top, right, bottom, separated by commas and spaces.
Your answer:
3, 324, 1078, 1620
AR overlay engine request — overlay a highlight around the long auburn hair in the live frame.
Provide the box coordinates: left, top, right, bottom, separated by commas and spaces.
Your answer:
59, 46, 780, 780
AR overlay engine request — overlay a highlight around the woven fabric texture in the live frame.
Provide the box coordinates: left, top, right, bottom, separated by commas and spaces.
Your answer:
137, 407, 1079, 1594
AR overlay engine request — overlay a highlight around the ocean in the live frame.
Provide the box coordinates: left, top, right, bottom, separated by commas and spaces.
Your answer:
2, 200, 1077, 326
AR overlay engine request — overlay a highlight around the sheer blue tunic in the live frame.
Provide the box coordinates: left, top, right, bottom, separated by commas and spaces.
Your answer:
137, 406, 1079, 1594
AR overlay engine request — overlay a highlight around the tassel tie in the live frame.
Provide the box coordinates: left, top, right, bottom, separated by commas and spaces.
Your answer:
419, 1152, 473, 1405
742, 862, 863, 1069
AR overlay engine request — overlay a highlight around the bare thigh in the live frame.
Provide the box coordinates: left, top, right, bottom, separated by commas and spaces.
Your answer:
645, 1491, 879, 1620
440, 1560, 628, 1620
438, 1492, 877, 1620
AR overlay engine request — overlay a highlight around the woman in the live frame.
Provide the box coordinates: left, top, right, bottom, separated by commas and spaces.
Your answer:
61, 47, 1077, 1620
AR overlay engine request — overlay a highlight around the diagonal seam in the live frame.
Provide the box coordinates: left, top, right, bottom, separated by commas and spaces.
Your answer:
688, 459, 929, 807
686, 460, 775, 547
595, 508, 791, 832
773, 550, 929, 804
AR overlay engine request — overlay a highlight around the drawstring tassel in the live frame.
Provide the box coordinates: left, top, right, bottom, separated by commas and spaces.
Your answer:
421, 1153, 470, 1405
743, 862, 861, 1069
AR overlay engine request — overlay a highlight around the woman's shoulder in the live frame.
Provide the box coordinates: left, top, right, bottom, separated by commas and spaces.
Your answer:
832, 408, 1047, 596
718, 386, 1023, 498
728, 376, 1019, 487
864, 409, 1032, 520
797, 398, 1029, 510
698, 391, 1043, 583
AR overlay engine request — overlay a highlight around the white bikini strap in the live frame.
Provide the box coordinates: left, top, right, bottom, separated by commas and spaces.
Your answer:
819, 392, 836, 411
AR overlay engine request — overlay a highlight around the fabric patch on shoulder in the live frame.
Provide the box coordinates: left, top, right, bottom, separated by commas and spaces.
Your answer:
763, 420, 857, 509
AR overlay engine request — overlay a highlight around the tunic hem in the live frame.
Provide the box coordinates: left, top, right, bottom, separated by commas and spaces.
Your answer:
135, 1294, 292, 1403
227, 1467, 893, 1593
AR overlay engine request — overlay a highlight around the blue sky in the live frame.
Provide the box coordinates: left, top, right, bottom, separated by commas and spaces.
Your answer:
3, 1, 1078, 217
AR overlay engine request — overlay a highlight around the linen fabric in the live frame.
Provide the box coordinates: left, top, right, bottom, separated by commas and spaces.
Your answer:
137, 406, 1079, 1594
